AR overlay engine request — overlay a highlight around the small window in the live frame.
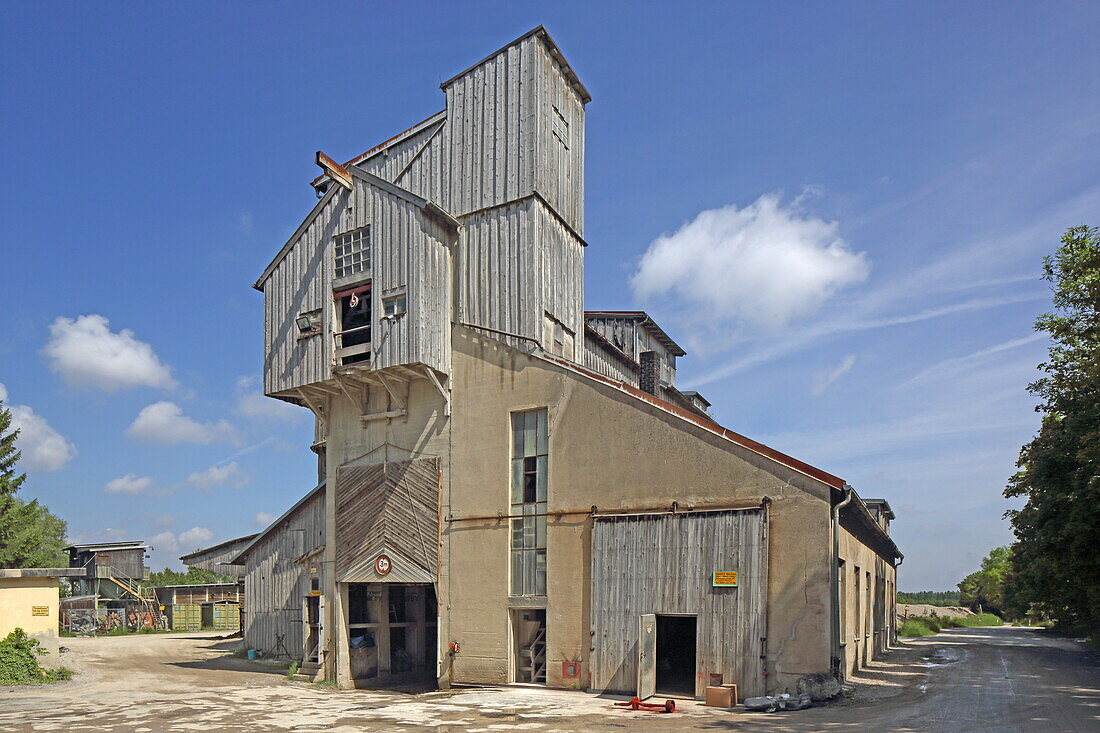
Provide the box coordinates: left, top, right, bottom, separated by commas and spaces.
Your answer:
382, 291, 407, 320
334, 226, 370, 279
551, 105, 570, 150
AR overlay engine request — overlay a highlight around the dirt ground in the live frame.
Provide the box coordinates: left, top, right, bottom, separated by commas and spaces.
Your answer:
0, 626, 1097, 731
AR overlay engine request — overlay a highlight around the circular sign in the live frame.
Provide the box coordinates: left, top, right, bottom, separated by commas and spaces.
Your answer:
374, 554, 392, 576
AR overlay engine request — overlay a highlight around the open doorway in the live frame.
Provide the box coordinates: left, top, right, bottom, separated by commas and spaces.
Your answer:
655, 615, 696, 696
304, 596, 320, 663
347, 582, 437, 688
511, 609, 547, 684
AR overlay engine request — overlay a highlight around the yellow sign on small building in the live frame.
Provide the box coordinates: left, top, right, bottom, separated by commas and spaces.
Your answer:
712, 571, 738, 587
31, 606, 49, 616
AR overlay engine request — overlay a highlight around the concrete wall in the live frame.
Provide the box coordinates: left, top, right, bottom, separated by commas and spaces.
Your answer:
442, 328, 836, 694
0, 577, 61, 668
838, 524, 897, 677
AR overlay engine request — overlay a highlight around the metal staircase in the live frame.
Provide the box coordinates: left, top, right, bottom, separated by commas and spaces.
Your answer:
519, 625, 547, 684
109, 576, 167, 630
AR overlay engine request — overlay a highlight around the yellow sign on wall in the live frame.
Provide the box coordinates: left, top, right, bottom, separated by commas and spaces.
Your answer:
31, 606, 49, 616
712, 571, 738, 587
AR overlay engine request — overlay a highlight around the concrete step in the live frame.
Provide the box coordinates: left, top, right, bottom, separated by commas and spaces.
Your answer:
288, 673, 319, 683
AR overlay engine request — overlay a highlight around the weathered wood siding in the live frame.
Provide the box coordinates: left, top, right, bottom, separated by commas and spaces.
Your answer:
456, 197, 583, 355
583, 330, 638, 385
334, 458, 440, 584
180, 536, 254, 580
532, 37, 585, 235
443, 33, 585, 231
589, 509, 769, 698
355, 116, 447, 205
368, 187, 452, 375
262, 176, 453, 397
242, 490, 325, 656
262, 187, 345, 396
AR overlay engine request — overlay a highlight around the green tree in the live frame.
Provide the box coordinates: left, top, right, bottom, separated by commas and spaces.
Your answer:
958, 546, 1012, 617
0, 398, 68, 568
1004, 225, 1100, 631
145, 566, 233, 589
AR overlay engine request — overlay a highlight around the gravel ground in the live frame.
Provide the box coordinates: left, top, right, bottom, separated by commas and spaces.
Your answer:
0, 627, 1096, 731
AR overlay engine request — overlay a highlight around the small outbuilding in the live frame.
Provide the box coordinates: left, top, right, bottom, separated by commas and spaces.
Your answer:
0, 568, 85, 668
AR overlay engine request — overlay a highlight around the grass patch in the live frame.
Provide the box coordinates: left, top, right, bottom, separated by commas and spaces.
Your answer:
957, 613, 1003, 627
312, 678, 339, 689
0, 628, 73, 685
899, 618, 937, 637
286, 661, 299, 679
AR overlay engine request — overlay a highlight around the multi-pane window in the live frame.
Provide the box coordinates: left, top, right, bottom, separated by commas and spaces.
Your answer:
511, 409, 548, 596
382, 291, 407, 319
334, 226, 370, 279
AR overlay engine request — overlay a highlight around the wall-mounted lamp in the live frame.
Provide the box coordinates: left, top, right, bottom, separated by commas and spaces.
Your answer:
296, 315, 314, 333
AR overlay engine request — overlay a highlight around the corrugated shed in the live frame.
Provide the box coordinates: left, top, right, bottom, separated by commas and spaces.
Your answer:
589, 509, 769, 698
240, 489, 325, 657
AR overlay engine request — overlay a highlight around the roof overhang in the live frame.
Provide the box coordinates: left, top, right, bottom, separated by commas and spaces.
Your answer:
584, 311, 687, 357
440, 26, 591, 104
179, 533, 257, 564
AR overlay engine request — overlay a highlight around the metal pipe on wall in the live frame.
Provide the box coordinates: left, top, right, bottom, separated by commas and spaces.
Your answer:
830, 485, 853, 679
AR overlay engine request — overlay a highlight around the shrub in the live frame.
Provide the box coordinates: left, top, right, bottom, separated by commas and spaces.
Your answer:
899, 619, 936, 637
286, 661, 299, 679
0, 628, 71, 684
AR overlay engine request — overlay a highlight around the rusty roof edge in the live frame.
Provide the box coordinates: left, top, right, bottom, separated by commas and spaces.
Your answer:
473, 330, 846, 490
309, 110, 447, 187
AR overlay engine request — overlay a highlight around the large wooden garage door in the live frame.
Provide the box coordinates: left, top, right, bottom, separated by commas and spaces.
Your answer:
589, 508, 769, 698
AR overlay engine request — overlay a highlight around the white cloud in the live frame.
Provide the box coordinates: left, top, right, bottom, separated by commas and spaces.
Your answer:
184, 461, 249, 491
0, 383, 77, 473
812, 355, 857, 396
42, 315, 177, 391
127, 402, 237, 445
254, 511, 275, 527
104, 473, 153, 495
233, 376, 303, 422
178, 526, 214, 551
631, 194, 870, 331
150, 531, 180, 554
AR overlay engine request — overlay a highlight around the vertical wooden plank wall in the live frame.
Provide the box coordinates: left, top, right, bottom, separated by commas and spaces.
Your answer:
243, 491, 326, 656
589, 510, 769, 698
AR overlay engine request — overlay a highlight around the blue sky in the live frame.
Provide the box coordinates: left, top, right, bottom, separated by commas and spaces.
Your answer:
1, 2, 1097, 588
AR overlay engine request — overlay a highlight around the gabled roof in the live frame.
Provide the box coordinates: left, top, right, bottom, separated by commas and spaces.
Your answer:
440, 25, 591, 104
179, 533, 257, 564
252, 167, 458, 291
309, 110, 446, 188
229, 482, 326, 564
584, 311, 687, 357
65, 541, 147, 553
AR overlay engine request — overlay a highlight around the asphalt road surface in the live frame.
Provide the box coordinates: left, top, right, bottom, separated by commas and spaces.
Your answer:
0, 626, 1096, 731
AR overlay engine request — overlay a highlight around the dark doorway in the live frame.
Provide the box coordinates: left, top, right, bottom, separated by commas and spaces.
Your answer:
304, 596, 320, 663
655, 615, 696, 696
347, 582, 437, 688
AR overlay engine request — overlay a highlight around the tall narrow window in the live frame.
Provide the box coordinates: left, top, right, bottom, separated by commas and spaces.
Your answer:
334, 226, 370, 279
510, 409, 548, 596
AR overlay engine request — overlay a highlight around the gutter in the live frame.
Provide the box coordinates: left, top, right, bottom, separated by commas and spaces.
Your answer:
830, 485, 853, 679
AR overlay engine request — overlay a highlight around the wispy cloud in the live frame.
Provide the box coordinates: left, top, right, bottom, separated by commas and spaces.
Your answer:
812, 355, 856, 396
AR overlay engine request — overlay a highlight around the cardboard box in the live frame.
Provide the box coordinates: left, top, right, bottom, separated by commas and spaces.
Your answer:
704, 684, 739, 708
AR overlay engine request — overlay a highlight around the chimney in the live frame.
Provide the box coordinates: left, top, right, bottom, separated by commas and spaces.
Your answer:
639, 351, 660, 396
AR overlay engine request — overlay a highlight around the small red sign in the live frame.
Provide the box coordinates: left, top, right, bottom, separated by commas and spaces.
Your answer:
374, 554, 392, 576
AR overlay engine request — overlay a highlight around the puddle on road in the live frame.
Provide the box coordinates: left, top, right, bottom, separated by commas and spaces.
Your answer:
918, 648, 963, 667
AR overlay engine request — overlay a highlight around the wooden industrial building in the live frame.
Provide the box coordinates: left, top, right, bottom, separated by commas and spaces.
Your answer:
190, 26, 901, 698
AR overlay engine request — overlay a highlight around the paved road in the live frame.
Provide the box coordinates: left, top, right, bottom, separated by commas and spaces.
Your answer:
0, 626, 1096, 731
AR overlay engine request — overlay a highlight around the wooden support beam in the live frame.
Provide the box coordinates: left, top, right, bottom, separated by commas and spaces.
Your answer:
423, 366, 450, 417
376, 373, 406, 411
359, 409, 408, 424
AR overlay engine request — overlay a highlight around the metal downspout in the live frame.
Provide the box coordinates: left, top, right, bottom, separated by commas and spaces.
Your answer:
830, 485, 853, 680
